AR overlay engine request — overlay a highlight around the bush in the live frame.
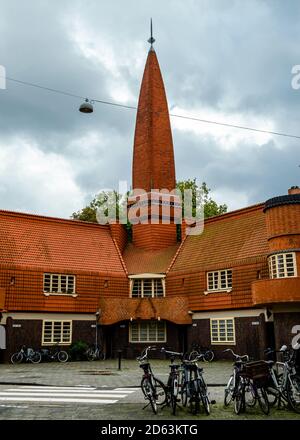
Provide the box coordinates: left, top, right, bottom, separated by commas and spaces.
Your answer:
68, 340, 88, 361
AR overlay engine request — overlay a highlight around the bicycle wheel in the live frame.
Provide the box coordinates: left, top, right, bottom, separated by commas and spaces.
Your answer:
11, 352, 23, 364
188, 381, 200, 415
189, 351, 199, 361
181, 374, 188, 407
287, 375, 300, 414
256, 387, 270, 415
30, 351, 42, 364
98, 351, 105, 361
244, 380, 256, 407
170, 378, 179, 415
224, 375, 234, 406
153, 378, 167, 406
204, 350, 214, 362
234, 378, 245, 415
198, 378, 210, 415
265, 386, 278, 407
141, 377, 157, 414
58, 351, 69, 363
86, 348, 95, 361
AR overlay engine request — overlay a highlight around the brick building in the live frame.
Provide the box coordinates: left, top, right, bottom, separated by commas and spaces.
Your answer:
0, 39, 299, 362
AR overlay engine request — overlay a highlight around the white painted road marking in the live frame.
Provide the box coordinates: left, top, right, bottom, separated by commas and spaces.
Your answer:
0, 386, 137, 405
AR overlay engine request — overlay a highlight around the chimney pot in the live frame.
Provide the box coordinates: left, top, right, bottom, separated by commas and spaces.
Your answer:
288, 186, 300, 195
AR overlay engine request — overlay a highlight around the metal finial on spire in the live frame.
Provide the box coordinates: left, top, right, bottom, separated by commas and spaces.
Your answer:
147, 18, 155, 48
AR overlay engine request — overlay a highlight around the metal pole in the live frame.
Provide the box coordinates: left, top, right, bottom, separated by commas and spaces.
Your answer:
118, 350, 122, 370
95, 315, 98, 348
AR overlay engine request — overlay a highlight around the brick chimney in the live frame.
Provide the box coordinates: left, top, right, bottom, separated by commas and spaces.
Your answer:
288, 186, 300, 195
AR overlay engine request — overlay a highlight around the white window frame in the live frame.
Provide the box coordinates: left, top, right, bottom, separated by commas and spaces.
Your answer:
210, 318, 235, 345
42, 320, 72, 345
130, 278, 165, 298
43, 273, 77, 297
205, 269, 232, 293
268, 252, 297, 279
129, 321, 166, 343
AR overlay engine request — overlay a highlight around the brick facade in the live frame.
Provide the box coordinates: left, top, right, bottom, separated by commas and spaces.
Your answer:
0, 43, 299, 362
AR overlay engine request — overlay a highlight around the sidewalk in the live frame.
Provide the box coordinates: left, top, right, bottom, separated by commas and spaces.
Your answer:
0, 359, 232, 388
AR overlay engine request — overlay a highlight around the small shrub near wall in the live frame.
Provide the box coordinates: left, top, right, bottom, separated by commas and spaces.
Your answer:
68, 340, 88, 361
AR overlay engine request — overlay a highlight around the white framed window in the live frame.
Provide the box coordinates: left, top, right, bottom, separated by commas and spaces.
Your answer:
210, 318, 235, 344
42, 320, 72, 345
129, 321, 166, 343
43, 274, 76, 295
268, 253, 297, 279
207, 270, 232, 292
131, 279, 164, 298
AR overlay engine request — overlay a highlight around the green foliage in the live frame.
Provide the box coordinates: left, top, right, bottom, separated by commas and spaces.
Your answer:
176, 179, 227, 219
71, 180, 227, 243
68, 340, 89, 361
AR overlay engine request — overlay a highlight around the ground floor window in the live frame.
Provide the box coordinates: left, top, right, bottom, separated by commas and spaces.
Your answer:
42, 320, 72, 345
210, 318, 235, 344
129, 321, 166, 343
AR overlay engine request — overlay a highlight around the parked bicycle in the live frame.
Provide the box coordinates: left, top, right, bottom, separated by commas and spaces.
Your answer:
224, 348, 270, 415
224, 348, 249, 409
11, 345, 41, 364
137, 346, 166, 414
39, 344, 69, 363
161, 348, 183, 415
85, 344, 105, 361
181, 353, 211, 415
188, 343, 214, 362
265, 345, 300, 413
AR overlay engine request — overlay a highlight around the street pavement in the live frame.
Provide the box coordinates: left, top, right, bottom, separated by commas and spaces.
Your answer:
0, 359, 299, 420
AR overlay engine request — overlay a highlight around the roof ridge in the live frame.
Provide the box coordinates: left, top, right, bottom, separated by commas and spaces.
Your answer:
112, 238, 128, 275
203, 202, 264, 225
166, 235, 188, 274
0, 209, 108, 229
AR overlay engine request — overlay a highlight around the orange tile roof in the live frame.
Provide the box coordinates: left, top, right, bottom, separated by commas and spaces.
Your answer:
0, 210, 126, 274
123, 242, 179, 274
169, 204, 269, 274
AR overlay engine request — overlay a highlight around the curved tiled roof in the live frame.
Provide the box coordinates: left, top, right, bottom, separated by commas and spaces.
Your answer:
123, 242, 179, 274
169, 204, 269, 273
0, 210, 126, 274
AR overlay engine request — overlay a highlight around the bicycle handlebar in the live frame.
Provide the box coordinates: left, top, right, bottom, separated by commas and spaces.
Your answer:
161, 347, 183, 358
223, 348, 249, 362
136, 345, 157, 362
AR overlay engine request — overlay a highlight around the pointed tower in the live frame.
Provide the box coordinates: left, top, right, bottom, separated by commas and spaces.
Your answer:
130, 24, 178, 250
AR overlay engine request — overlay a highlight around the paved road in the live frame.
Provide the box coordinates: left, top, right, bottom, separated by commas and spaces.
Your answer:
0, 360, 299, 419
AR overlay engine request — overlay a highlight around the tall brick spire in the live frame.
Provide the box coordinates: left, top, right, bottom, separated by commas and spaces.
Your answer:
129, 35, 178, 251
132, 46, 176, 192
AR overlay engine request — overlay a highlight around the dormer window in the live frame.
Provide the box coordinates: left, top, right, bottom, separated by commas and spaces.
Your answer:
268, 253, 297, 279
130, 275, 165, 298
43, 274, 76, 295
206, 269, 232, 292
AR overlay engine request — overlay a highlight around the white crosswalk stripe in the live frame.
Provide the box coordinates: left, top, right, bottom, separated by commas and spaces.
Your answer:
0, 385, 137, 405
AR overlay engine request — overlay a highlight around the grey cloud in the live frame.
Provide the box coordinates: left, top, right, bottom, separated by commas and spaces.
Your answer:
0, 0, 299, 217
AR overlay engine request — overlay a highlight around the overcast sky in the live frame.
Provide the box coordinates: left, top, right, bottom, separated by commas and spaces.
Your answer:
0, 0, 299, 218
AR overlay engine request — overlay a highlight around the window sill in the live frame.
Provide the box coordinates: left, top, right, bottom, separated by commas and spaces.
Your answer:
204, 289, 232, 295
43, 293, 78, 298
130, 295, 166, 299
211, 341, 236, 345
42, 342, 71, 346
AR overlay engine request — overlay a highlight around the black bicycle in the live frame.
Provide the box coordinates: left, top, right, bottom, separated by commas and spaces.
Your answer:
182, 354, 211, 415
188, 343, 214, 362
39, 344, 69, 363
85, 344, 105, 361
161, 348, 183, 415
137, 346, 166, 414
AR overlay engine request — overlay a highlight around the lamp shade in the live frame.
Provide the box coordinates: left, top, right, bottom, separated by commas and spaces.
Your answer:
79, 99, 94, 113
